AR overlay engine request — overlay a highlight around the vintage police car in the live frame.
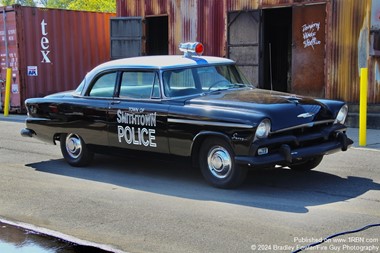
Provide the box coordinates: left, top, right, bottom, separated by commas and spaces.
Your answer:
21, 42, 353, 188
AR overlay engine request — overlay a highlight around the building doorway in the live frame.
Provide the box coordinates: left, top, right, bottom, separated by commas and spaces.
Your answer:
262, 5, 326, 97
145, 15, 168, 55
226, 5, 326, 96
262, 8, 292, 92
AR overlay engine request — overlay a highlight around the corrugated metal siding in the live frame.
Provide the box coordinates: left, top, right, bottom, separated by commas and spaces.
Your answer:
226, 0, 259, 11
14, 6, 115, 104
167, 0, 198, 54
123, 0, 141, 16
368, 57, 380, 104
368, 1, 380, 104
145, 0, 168, 15
123, 0, 169, 17
117, 0, 127, 16
123, 0, 218, 55
327, 0, 371, 103
261, 0, 325, 8
198, 0, 226, 57
116, 0, 379, 103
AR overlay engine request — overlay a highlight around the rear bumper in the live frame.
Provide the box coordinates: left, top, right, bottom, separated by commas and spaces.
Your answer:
235, 125, 353, 167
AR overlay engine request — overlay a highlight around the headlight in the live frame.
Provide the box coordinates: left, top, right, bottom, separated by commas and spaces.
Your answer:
335, 104, 348, 124
255, 119, 271, 139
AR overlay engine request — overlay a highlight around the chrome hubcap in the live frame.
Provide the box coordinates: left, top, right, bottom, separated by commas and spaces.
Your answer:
207, 146, 232, 179
65, 133, 82, 159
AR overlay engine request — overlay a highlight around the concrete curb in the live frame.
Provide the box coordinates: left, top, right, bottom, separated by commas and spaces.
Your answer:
346, 128, 380, 150
0, 114, 26, 123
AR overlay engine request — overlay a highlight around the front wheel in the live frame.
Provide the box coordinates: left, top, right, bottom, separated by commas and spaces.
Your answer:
60, 133, 93, 167
199, 137, 247, 189
289, 155, 324, 171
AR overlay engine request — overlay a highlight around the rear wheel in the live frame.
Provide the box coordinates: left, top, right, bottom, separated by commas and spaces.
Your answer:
60, 133, 93, 167
199, 137, 247, 189
289, 155, 323, 171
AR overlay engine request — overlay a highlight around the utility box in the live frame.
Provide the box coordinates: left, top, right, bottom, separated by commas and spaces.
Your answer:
0, 5, 115, 112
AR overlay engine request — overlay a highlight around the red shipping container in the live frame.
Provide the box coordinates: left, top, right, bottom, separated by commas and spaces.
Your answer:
0, 5, 115, 112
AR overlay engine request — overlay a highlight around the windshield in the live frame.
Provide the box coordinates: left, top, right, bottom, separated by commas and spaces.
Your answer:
162, 64, 253, 97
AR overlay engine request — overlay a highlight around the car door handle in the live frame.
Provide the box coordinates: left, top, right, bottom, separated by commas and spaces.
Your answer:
111, 100, 121, 105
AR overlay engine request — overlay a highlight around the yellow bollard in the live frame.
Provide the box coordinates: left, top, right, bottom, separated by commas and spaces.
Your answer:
3, 68, 12, 116
359, 68, 368, 146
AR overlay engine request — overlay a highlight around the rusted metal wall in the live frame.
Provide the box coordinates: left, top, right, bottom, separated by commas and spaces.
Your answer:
226, 0, 259, 11
326, 0, 373, 103
119, 0, 257, 56
116, 0, 379, 103
367, 57, 380, 104
368, 0, 380, 104
0, 5, 115, 111
198, 1, 226, 57
261, 0, 325, 7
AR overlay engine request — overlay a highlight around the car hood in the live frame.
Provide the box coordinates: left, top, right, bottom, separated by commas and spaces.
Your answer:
186, 88, 338, 131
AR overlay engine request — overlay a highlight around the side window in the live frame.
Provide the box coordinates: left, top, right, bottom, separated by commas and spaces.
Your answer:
163, 69, 198, 97
119, 71, 156, 99
88, 72, 117, 97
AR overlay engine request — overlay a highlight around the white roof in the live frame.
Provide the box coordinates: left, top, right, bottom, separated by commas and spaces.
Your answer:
81, 55, 236, 93
92, 55, 235, 72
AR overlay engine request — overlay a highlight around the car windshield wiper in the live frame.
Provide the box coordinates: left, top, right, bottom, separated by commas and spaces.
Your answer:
205, 83, 248, 94
207, 88, 229, 93
228, 83, 248, 89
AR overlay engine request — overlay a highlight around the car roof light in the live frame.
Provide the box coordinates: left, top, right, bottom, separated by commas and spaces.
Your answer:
179, 42, 204, 57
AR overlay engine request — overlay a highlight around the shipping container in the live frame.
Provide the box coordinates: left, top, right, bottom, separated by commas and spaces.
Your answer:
0, 5, 115, 112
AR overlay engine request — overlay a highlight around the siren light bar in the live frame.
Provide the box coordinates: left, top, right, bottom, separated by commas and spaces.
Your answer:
179, 42, 204, 57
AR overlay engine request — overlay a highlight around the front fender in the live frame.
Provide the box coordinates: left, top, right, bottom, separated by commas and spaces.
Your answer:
190, 131, 232, 167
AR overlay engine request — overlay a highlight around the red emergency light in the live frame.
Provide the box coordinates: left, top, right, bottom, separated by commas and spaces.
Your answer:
179, 42, 204, 57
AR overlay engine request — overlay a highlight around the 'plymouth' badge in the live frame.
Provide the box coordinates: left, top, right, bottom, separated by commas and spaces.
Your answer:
297, 112, 315, 118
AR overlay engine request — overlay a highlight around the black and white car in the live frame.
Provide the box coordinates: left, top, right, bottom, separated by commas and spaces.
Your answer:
21, 42, 353, 188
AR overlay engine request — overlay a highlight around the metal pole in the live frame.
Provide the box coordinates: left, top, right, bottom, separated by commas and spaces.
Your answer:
2, 9, 11, 116
4, 68, 11, 116
269, 43, 273, 91
359, 67, 368, 146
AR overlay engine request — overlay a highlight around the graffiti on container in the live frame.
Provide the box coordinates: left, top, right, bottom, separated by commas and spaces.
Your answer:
302, 22, 321, 49
40, 19, 51, 63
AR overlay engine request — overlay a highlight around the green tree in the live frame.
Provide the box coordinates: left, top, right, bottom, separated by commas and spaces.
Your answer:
0, 0, 13, 6
1, 0, 115, 12
18, 0, 36, 6
41, 0, 73, 9
0, 0, 36, 6
67, 0, 115, 12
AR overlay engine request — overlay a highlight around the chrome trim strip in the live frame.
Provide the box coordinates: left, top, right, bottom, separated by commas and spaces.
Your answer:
271, 120, 335, 134
168, 118, 254, 129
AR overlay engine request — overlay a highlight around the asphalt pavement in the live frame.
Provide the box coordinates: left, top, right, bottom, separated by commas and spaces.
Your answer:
1, 113, 379, 149
0, 114, 379, 253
